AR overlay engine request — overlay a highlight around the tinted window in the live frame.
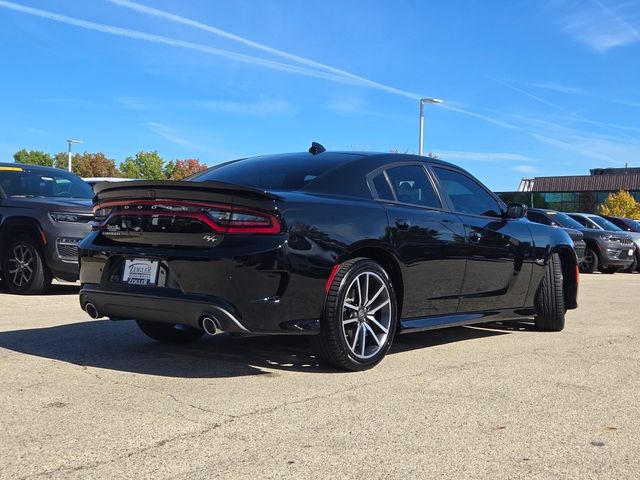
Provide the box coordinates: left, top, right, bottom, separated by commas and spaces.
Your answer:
569, 215, 595, 228
385, 165, 440, 208
588, 215, 623, 231
545, 211, 584, 229
0, 168, 93, 199
371, 173, 394, 201
190, 154, 352, 191
432, 167, 502, 217
527, 211, 552, 225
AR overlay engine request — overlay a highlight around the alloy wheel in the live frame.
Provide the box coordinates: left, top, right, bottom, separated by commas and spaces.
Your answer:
581, 252, 594, 271
7, 244, 34, 287
341, 271, 392, 360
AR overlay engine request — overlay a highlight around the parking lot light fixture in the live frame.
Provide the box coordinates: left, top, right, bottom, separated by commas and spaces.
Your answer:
66, 139, 83, 172
418, 98, 443, 156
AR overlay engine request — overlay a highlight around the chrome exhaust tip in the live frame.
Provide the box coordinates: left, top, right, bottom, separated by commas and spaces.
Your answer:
85, 302, 100, 319
201, 316, 222, 336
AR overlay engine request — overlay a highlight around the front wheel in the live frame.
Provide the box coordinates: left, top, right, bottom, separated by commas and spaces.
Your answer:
1, 236, 52, 294
579, 247, 598, 274
534, 253, 566, 332
136, 320, 205, 344
315, 258, 397, 371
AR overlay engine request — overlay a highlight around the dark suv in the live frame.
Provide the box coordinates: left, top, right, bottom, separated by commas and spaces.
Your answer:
526, 208, 586, 262
0, 163, 94, 293
569, 213, 638, 273
567, 213, 636, 273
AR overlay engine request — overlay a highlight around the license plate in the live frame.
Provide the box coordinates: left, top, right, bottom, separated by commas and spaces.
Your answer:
629, 249, 634, 256
122, 258, 159, 286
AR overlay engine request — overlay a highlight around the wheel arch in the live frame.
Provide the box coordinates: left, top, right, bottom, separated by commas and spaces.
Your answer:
341, 245, 405, 320
0, 217, 47, 252
550, 245, 579, 310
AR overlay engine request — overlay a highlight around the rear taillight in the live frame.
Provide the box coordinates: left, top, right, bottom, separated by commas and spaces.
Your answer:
93, 200, 281, 234
209, 209, 280, 234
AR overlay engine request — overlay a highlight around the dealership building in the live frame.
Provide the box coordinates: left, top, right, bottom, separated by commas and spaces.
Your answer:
497, 167, 640, 213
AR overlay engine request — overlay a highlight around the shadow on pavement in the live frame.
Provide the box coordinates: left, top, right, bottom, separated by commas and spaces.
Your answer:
0, 282, 80, 296
0, 319, 510, 378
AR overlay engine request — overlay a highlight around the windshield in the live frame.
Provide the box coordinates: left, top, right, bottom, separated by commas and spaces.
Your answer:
588, 215, 623, 231
546, 211, 585, 230
0, 168, 93, 199
190, 153, 352, 191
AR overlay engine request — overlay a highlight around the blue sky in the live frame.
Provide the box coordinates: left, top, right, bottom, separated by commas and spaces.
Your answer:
0, 0, 639, 190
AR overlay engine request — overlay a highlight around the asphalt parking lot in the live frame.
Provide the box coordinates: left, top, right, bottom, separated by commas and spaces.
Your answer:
1, 274, 638, 480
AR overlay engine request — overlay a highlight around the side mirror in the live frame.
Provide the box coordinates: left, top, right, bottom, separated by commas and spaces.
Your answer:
506, 202, 527, 219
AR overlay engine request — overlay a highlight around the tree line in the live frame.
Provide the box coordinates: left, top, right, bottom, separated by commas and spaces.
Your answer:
12, 149, 208, 180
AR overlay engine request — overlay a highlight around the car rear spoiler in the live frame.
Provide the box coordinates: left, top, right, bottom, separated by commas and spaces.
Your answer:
92, 180, 282, 204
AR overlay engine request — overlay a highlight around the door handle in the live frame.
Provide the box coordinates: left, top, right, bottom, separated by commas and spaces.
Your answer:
469, 231, 483, 243
395, 219, 411, 231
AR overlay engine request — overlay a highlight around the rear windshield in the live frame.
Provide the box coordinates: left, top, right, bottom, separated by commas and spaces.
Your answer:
190, 154, 352, 191
0, 168, 93, 199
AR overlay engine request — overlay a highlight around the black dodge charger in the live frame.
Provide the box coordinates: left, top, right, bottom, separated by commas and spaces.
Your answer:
79, 147, 579, 371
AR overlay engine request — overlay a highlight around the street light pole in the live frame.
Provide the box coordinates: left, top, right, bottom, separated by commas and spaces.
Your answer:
418, 98, 443, 156
66, 139, 83, 172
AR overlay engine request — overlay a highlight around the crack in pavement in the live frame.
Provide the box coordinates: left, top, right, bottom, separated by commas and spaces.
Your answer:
20, 348, 535, 479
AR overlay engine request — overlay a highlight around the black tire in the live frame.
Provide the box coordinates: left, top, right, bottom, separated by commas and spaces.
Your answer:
534, 253, 565, 332
135, 320, 205, 344
598, 266, 618, 274
579, 247, 598, 274
315, 258, 398, 371
1, 235, 52, 294
622, 255, 638, 273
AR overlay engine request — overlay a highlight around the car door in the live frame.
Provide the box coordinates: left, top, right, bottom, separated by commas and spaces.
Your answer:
369, 163, 466, 318
430, 165, 533, 312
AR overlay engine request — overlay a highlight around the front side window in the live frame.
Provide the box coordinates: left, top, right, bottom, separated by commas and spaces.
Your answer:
384, 165, 440, 208
527, 211, 553, 226
432, 167, 503, 217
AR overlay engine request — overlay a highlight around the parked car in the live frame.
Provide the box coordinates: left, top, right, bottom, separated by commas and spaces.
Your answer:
79, 147, 579, 371
567, 213, 636, 273
0, 163, 94, 293
526, 208, 586, 262
599, 215, 640, 272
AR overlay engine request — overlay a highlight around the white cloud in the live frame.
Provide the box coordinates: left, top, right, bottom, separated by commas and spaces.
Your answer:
146, 122, 194, 148
193, 99, 295, 116
438, 151, 535, 163
560, 0, 640, 52
526, 82, 588, 96
512, 165, 539, 174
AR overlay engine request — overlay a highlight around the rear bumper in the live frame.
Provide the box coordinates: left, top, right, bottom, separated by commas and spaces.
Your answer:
79, 284, 321, 335
79, 285, 251, 333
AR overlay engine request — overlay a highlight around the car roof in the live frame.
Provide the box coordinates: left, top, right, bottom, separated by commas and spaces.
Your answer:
0, 162, 58, 172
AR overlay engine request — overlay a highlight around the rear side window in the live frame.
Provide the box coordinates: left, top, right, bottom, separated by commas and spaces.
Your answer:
371, 173, 394, 201
432, 167, 502, 217
384, 165, 441, 208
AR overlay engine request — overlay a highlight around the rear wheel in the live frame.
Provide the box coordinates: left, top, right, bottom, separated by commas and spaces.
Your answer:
315, 258, 397, 371
579, 247, 598, 274
1, 236, 52, 294
534, 253, 565, 332
135, 320, 204, 344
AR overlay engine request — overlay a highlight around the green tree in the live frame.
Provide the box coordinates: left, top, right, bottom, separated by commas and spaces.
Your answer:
54, 151, 120, 177
164, 158, 208, 180
13, 149, 53, 167
119, 150, 164, 180
597, 190, 640, 218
